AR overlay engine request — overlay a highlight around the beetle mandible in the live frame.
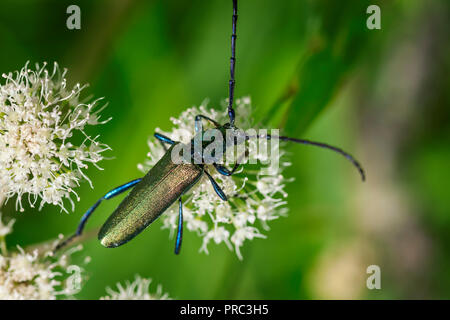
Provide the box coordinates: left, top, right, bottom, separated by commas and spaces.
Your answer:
55, 0, 365, 254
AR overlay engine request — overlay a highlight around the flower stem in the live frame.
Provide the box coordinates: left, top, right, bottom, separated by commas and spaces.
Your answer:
26, 227, 100, 256
0, 193, 5, 209
0, 194, 7, 256
0, 236, 6, 256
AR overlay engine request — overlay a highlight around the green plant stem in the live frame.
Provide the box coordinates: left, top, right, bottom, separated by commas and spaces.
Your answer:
0, 236, 6, 256
0, 194, 7, 256
25, 227, 100, 257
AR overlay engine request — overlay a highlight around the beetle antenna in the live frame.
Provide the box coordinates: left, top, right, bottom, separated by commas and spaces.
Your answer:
228, 0, 238, 126
248, 134, 366, 181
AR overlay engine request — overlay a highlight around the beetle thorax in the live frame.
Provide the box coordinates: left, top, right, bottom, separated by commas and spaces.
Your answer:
187, 125, 246, 165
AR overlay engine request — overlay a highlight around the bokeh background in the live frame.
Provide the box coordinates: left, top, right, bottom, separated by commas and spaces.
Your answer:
1, 0, 449, 299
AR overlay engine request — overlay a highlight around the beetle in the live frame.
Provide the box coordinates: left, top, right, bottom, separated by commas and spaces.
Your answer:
55, 0, 365, 254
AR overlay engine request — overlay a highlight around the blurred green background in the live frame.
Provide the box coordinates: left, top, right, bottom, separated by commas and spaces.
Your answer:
1, 0, 449, 299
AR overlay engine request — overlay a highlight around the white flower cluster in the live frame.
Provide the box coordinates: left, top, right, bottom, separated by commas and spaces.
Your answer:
0, 214, 171, 300
101, 275, 170, 300
139, 98, 291, 259
0, 62, 110, 212
0, 215, 84, 300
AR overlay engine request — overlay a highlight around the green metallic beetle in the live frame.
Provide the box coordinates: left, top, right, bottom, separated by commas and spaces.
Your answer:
55, 0, 365, 254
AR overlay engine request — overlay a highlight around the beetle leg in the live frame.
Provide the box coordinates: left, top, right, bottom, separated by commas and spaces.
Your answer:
214, 148, 248, 176
214, 163, 239, 176
174, 198, 183, 255
195, 114, 220, 132
54, 178, 143, 252
204, 170, 228, 201
154, 132, 176, 146
154, 132, 177, 152
159, 141, 168, 151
